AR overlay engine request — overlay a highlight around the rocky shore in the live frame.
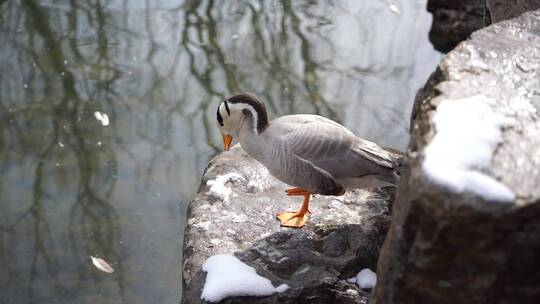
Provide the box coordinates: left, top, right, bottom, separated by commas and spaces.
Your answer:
182, 6, 540, 304
182, 146, 395, 304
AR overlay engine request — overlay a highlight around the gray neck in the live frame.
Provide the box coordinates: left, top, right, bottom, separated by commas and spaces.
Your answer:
238, 115, 265, 158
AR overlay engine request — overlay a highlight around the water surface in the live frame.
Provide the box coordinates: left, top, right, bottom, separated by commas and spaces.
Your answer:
0, 0, 440, 303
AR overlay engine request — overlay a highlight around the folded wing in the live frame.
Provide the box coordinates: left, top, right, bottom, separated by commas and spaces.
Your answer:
276, 115, 402, 179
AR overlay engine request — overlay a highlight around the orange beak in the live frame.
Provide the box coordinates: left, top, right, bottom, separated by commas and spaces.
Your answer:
222, 133, 233, 151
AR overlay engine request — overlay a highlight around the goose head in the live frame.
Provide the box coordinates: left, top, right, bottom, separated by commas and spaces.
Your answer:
216, 93, 269, 151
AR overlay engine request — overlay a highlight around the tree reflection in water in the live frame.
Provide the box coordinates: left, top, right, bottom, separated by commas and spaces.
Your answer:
0, 0, 440, 303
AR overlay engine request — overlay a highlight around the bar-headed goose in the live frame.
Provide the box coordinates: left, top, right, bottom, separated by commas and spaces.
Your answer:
216, 93, 402, 228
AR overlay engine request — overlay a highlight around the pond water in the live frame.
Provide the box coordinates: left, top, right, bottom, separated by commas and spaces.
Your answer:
0, 0, 440, 303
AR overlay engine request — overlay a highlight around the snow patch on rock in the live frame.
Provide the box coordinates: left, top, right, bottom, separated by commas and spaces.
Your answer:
206, 173, 243, 203
348, 268, 377, 289
422, 95, 515, 202
201, 254, 288, 302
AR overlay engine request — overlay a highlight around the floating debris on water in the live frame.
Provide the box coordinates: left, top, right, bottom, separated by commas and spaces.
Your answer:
384, 0, 400, 15
90, 256, 114, 273
94, 111, 110, 126
388, 4, 400, 15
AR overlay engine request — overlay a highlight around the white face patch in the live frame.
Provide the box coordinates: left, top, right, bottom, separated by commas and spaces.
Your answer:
229, 102, 258, 133
218, 101, 258, 135
219, 103, 228, 120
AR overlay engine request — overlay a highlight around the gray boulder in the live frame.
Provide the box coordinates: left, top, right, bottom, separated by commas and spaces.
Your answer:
182, 146, 395, 304
427, 0, 540, 52
374, 10, 540, 304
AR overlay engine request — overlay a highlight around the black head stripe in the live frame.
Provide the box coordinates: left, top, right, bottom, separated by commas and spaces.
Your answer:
227, 93, 269, 133
216, 104, 224, 126
224, 99, 231, 116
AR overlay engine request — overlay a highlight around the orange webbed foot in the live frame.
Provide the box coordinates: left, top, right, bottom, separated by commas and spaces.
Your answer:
276, 210, 309, 228
278, 188, 312, 228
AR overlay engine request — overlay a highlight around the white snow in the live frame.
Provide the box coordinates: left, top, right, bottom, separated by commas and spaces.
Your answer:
206, 173, 243, 203
346, 289, 359, 296
247, 180, 261, 189
193, 221, 211, 230
422, 95, 515, 202
201, 254, 289, 302
348, 268, 377, 289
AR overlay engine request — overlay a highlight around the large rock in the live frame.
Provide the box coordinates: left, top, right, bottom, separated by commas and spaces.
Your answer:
182, 146, 395, 304
374, 10, 540, 304
428, 0, 540, 52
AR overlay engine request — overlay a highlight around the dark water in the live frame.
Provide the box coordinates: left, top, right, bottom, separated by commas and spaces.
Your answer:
0, 0, 440, 303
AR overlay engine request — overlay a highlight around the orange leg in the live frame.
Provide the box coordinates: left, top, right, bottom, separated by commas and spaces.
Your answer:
285, 188, 310, 196
277, 188, 312, 228
285, 188, 312, 213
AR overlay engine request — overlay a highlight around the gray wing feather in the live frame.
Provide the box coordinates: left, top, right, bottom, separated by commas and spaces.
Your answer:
276, 115, 402, 179
264, 135, 343, 195
281, 152, 344, 195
